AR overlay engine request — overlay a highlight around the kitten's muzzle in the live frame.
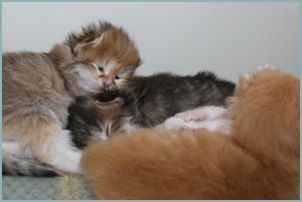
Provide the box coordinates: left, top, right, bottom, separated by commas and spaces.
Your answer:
103, 81, 112, 89
99, 75, 113, 89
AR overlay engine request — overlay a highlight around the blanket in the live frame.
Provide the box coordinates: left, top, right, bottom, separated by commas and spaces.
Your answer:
2, 175, 93, 200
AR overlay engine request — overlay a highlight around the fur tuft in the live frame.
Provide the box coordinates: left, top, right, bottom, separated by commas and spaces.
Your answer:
66, 21, 120, 50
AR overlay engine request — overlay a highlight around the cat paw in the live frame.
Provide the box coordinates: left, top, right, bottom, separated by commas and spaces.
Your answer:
176, 106, 228, 122
175, 111, 207, 122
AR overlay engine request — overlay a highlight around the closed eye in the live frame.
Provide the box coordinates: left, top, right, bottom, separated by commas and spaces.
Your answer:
98, 66, 104, 72
105, 125, 110, 137
115, 70, 132, 80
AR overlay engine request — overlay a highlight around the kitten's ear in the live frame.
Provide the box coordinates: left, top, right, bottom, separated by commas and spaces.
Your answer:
235, 74, 250, 97
96, 97, 124, 109
73, 33, 106, 55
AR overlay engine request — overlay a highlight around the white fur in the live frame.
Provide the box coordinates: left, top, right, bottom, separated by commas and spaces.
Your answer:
164, 117, 231, 134
93, 130, 108, 140
121, 117, 138, 134
3, 141, 33, 158
242, 74, 250, 81
45, 129, 82, 173
164, 106, 232, 134
4, 124, 82, 174
69, 65, 101, 93
175, 106, 228, 122
256, 64, 275, 71
115, 69, 132, 87
105, 59, 118, 74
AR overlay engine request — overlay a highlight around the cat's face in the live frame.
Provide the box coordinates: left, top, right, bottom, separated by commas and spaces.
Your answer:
65, 60, 136, 94
90, 91, 137, 140
64, 22, 141, 94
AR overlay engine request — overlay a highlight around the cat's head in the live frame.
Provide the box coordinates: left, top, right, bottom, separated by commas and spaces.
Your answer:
53, 21, 141, 94
91, 90, 138, 140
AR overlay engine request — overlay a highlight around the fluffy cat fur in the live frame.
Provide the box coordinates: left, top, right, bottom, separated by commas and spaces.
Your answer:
81, 68, 300, 199
67, 71, 235, 148
67, 90, 136, 149
3, 21, 141, 176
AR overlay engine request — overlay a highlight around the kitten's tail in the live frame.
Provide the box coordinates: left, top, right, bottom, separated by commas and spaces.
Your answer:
3, 155, 59, 177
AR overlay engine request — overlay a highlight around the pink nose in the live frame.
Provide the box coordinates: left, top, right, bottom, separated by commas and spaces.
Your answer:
103, 80, 112, 89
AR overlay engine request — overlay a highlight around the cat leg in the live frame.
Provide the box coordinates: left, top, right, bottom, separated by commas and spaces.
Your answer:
175, 106, 228, 122
35, 125, 82, 173
188, 119, 232, 134
4, 114, 82, 174
163, 117, 231, 134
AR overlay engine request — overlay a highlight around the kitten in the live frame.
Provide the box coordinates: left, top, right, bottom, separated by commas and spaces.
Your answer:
3, 21, 141, 176
67, 90, 136, 149
81, 68, 300, 199
67, 71, 235, 148
121, 71, 235, 127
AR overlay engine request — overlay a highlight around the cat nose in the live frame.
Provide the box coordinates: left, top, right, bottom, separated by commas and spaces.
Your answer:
103, 80, 112, 89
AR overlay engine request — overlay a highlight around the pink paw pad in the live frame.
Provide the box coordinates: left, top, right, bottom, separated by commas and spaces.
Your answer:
176, 112, 207, 122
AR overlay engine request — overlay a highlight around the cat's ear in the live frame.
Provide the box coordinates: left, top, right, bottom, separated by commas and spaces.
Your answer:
73, 33, 106, 55
96, 97, 124, 109
235, 74, 250, 97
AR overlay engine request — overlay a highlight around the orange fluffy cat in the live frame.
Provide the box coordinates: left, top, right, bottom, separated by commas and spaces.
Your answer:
81, 68, 300, 200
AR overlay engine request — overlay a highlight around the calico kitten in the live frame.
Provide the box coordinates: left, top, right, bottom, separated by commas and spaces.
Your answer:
67, 90, 136, 149
3, 21, 141, 176
81, 68, 300, 200
67, 71, 235, 148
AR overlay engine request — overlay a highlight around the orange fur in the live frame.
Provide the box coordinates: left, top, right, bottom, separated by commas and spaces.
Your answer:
66, 22, 141, 80
81, 68, 300, 199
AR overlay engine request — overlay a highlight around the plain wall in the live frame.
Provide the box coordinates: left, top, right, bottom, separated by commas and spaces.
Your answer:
2, 2, 300, 81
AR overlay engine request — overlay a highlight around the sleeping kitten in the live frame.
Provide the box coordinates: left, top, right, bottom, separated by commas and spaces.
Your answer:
3, 21, 141, 176
67, 71, 235, 148
67, 90, 136, 149
119, 71, 235, 128
81, 68, 300, 200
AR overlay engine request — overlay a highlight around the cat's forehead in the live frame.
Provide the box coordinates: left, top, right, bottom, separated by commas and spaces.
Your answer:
68, 22, 141, 63
94, 58, 119, 72
78, 37, 141, 70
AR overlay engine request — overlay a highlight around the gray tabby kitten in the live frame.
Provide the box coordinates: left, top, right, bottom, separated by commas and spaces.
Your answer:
3, 21, 141, 176
68, 71, 235, 149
